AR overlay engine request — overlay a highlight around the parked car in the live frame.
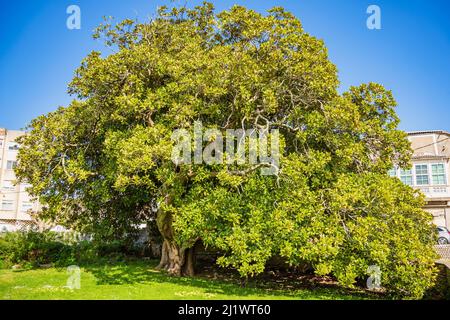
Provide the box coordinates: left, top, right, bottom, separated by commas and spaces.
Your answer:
437, 226, 450, 244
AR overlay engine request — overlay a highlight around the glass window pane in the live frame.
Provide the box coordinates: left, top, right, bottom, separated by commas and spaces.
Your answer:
432, 164, 445, 174
416, 175, 429, 185
7, 142, 19, 151
399, 167, 413, 186
430, 164, 446, 185
415, 165, 428, 175
400, 176, 413, 186
388, 168, 397, 177
2, 181, 15, 191
1, 201, 14, 211
432, 174, 446, 185
21, 202, 33, 212
6, 161, 17, 170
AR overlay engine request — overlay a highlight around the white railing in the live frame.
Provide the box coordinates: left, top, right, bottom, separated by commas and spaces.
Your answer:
416, 185, 450, 199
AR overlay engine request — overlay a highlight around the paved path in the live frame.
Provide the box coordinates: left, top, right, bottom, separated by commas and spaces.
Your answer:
435, 245, 450, 268
435, 245, 450, 259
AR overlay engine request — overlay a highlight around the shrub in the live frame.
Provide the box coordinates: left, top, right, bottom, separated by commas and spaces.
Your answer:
0, 230, 141, 268
0, 230, 68, 267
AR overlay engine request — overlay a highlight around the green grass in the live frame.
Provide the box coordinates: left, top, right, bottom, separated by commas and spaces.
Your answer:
0, 259, 379, 300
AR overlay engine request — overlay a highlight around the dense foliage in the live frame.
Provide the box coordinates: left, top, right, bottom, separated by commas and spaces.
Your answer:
0, 230, 143, 269
15, 2, 437, 297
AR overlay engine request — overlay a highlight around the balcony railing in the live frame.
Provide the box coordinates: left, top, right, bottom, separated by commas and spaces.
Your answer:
416, 185, 450, 199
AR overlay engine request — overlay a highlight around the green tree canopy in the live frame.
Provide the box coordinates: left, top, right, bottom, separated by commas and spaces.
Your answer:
16, 2, 437, 298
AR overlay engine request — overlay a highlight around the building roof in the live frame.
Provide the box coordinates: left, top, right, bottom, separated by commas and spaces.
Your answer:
408, 130, 450, 136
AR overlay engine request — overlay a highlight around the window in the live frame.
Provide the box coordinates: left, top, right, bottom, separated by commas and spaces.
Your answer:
388, 168, 397, 177
7, 142, 19, 151
415, 164, 429, 185
400, 169, 413, 186
2, 181, 15, 191
21, 202, 33, 212
432, 164, 446, 185
6, 160, 17, 170
1, 200, 14, 211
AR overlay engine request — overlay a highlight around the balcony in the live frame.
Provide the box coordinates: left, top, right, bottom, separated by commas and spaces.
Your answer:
416, 185, 450, 199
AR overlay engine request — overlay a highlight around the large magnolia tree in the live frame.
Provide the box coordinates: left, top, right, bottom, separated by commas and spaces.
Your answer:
16, 3, 437, 297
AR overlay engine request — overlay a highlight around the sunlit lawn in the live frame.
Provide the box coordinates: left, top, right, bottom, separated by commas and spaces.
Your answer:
0, 259, 379, 300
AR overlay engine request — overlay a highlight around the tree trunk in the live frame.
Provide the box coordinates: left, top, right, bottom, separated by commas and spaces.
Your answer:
156, 240, 196, 276
156, 239, 184, 275
182, 246, 196, 277
155, 201, 196, 276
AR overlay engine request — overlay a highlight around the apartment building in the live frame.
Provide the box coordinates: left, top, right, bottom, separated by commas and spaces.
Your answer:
389, 130, 450, 229
0, 128, 39, 231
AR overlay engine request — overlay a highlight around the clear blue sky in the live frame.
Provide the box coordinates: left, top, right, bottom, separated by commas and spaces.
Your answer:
1, 0, 449, 131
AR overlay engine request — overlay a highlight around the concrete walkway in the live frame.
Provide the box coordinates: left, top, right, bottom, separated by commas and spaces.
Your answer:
435, 245, 450, 267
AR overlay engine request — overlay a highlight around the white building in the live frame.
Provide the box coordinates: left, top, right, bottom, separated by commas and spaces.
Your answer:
0, 128, 39, 231
389, 130, 450, 229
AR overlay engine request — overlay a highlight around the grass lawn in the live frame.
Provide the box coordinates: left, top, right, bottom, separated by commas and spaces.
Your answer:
0, 259, 380, 300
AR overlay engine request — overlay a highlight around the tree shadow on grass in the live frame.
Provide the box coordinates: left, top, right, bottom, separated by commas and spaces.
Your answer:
81, 258, 382, 300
